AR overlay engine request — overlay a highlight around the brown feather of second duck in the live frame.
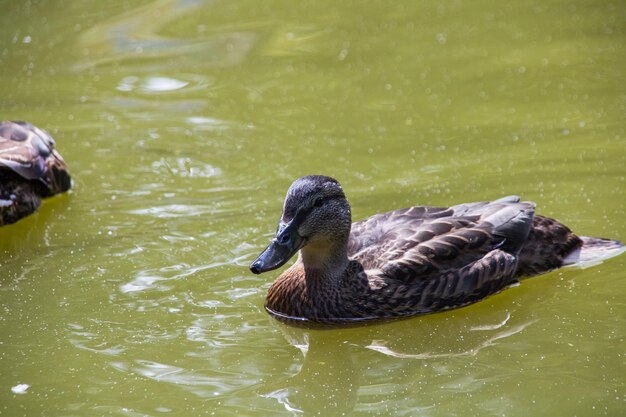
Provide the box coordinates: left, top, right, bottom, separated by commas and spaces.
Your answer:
0, 121, 71, 226
250, 175, 624, 326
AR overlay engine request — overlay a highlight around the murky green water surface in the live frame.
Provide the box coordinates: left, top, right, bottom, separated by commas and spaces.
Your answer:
1, 1, 625, 416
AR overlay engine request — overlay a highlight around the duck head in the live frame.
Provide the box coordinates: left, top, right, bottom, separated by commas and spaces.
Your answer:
250, 175, 352, 274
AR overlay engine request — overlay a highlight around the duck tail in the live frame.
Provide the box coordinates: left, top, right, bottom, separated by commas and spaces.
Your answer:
562, 236, 625, 268
516, 215, 583, 277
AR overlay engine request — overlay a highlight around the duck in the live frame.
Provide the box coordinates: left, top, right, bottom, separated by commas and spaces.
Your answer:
250, 175, 624, 327
0, 121, 71, 226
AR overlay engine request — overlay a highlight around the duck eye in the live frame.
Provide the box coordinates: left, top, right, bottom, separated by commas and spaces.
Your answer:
313, 198, 324, 208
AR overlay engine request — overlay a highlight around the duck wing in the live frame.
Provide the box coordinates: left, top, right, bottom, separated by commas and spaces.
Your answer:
348, 197, 535, 283
0, 121, 49, 180
0, 121, 71, 196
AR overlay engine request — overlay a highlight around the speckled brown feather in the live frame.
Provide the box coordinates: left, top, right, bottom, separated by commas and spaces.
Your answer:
0, 121, 71, 226
516, 215, 582, 276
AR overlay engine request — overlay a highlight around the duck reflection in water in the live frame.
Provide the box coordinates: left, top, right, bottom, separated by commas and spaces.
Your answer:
260, 303, 536, 416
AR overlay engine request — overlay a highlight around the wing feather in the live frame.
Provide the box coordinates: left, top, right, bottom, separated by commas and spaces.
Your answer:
348, 199, 535, 288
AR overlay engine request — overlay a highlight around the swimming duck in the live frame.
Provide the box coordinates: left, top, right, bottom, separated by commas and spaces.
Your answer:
250, 175, 624, 326
0, 121, 71, 226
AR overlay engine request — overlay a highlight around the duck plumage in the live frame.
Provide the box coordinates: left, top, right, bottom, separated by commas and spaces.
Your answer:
251, 176, 624, 327
0, 121, 71, 226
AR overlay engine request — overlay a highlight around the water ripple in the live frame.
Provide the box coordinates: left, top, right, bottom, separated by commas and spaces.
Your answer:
364, 319, 536, 359
75, 0, 256, 70
67, 323, 127, 356
128, 204, 220, 219
117, 74, 213, 94
110, 359, 244, 398
120, 262, 220, 293
151, 157, 221, 178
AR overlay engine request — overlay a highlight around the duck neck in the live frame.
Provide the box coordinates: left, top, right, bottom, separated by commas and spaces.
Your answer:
300, 238, 350, 291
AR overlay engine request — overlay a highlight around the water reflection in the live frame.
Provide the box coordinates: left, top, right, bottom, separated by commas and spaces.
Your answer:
262, 308, 535, 416
116, 74, 213, 94
120, 262, 221, 293
60, 260, 598, 417
100, 96, 208, 116
262, 332, 359, 416
0, 193, 71, 268
75, 0, 256, 70
150, 157, 221, 178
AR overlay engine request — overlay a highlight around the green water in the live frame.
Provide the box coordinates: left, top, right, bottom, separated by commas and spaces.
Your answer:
1, 0, 625, 416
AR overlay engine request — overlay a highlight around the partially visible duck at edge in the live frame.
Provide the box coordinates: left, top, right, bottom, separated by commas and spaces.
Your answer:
0, 121, 71, 226
250, 175, 625, 327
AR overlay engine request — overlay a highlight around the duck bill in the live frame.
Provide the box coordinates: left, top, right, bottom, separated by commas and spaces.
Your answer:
250, 222, 304, 274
